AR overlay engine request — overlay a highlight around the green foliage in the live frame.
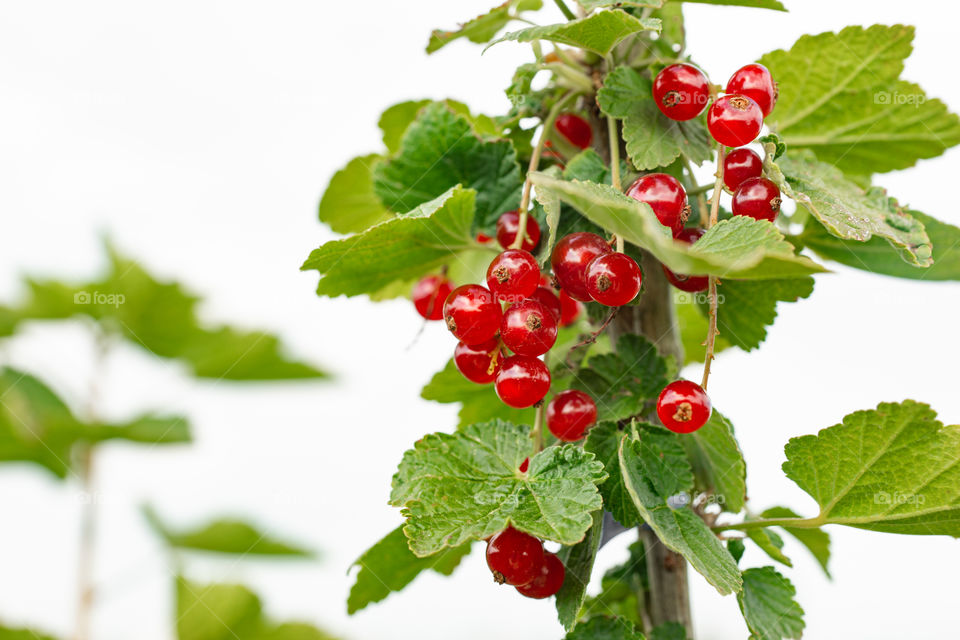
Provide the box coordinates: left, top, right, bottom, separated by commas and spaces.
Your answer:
681, 410, 746, 513
745, 527, 792, 568
737, 567, 805, 640
317, 154, 390, 234
683, 0, 784, 9
760, 507, 832, 577
581, 541, 648, 626
426, 0, 543, 53
675, 292, 731, 364
390, 420, 607, 554
347, 526, 471, 614
584, 422, 640, 527
704, 277, 815, 351
378, 100, 431, 153
555, 510, 603, 630
563, 616, 646, 640
650, 622, 688, 640
420, 358, 531, 429
489, 10, 661, 56
0, 629, 57, 640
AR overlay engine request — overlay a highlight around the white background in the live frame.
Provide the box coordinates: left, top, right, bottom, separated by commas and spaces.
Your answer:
0, 1, 958, 638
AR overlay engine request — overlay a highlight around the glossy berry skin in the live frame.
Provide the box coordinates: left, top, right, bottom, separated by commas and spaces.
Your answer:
555, 113, 593, 150
495, 355, 551, 408
726, 63, 777, 117
442, 285, 502, 345
732, 177, 781, 222
412, 275, 453, 321
500, 299, 558, 357
663, 228, 708, 293
723, 148, 763, 192
657, 380, 712, 434
550, 232, 612, 302
454, 338, 503, 384
486, 526, 544, 586
486, 249, 540, 302
547, 390, 598, 442
707, 95, 763, 148
585, 253, 643, 307
516, 552, 565, 599
626, 173, 689, 234
530, 286, 562, 322
558, 290, 581, 327
518, 457, 529, 473
496, 210, 541, 252
652, 63, 711, 121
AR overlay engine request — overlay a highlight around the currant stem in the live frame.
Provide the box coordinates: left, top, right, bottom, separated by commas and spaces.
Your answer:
605, 113, 625, 253
711, 515, 824, 533
700, 146, 726, 391
552, 0, 577, 20
532, 402, 545, 452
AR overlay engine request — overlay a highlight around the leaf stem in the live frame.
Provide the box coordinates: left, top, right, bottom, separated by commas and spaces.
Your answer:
532, 403, 545, 452
712, 515, 824, 533
700, 145, 726, 391
552, 0, 577, 21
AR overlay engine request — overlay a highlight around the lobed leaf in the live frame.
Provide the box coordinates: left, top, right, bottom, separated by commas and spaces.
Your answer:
488, 10, 661, 56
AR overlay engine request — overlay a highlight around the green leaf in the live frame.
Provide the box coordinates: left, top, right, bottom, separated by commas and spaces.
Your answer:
674, 291, 731, 365
737, 567, 805, 640
348, 525, 471, 614
0, 627, 58, 640
426, 0, 543, 53
801, 210, 960, 281
556, 510, 603, 630
760, 506, 832, 577
704, 277, 815, 351
378, 100, 431, 153
302, 186, 477, 297
598, 66, 711, 170
257, 624, 340, 640
581, 540, 647, 625
530, 173, 825, 279
761, 25, 960, 174
98, 414, 190, 445
144, 506, 312, 557
563, 616, 646, 640
488, 10, 661, 56
577, 0, 663, 10
651, 622, 688, 640
372, 103, 522, 230
420, 358, 531, 429
619, 424, 742, 594
745, 528, 792, 568
390, 420, 607, 555
681, 410, 746, 512
584, 422, 640, 527
783, 400, 960, 536
318, 155, 390, 234
176, 579, 263, 640
727, 538, 745, 564
773, 150, 933, 267
681, 0, 785, 10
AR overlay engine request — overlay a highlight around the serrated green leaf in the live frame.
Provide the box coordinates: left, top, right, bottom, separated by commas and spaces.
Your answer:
761, 25, 960, 174
760, 506, 832, 577
681, 410, 746, 513
488, 10, 661, 56
379, 100, 431, 153
619, 425, 742, 594
318, 155, 390, 234
420, 358, 531, 429
530, 173, 825, 279
745, 528, 792, 568
783, 400, 960, 536
426, 0, 543, 53
702, 277, 815, 351
737, 567, 805, 640
348, 526, 471, 614
372, 103, 522, 230
651, 622, 688, 640
556, 510, 603, 630
302, 186, 477, 297
773, 150, 933, 267
563, 616, 646, 640
598, 66, 711, 170
390, 420, 607, 555
681, 0, 784, 10
584, 422, 640, 527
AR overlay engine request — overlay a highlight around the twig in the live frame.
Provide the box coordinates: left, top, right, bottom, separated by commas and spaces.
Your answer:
566, 307, 619, 368
552, 0, 577, 20
700, 145, 726, 390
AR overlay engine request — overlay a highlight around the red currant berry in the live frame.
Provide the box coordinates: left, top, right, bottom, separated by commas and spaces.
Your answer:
486, 526, 544, 586
555, 113, 593, 150
657, 380, 711, 434
495, 355, 551, 408
519, 457, 529, 473
585, 252, 643, 307
726, 63, 777, 117
723, 147, 763, 192
496, 210, 541, 252
558, 290, 582, 327
663, 228, 708, 293
454, 338, 503, 384
707, 95, 764, 148
486, 249, 540, 302
516, 552, 565, 599
546, 390, 598, 442
652, 63, 711, 121
412, 275, 453, 321
530, 286, 562, 322
550, 232, 613, 302
732, 176, 781, 222
500, 299, 558, 357
625, 173, 689, 234
442, 285, 502, 345
476, 232, 493, 244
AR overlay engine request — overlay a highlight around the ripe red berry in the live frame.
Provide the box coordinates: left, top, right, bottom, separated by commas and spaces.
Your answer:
732, 176, 781, 222
547, 390, 598, 442
652, 63, 711, 121
454, 338, 503, 384
657, 380, 712, 434
663, 228, 708, 293
550, 232, 613, 302
625, 173, 689, 234
476, 232, 493, 244
442, 284, 502, 345
412, 275, 453, 321
585, 252, 643, 307
558, 290, 582, 327
496, 210, 541, 252
486, 526, 544, 586
726, 63, 777, 117
707, 95, 764, 148
530, 286, 562, 322
486, 249, 540, 302
500, 299, 558, 357
723, 148, 763, 192
515, 552, 565, 599
555, 113, 593, 150
495, 355, 551, 408
519, 457, 529, 473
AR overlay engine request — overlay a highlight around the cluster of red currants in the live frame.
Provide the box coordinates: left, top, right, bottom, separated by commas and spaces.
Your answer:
486, 526, 565, 599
